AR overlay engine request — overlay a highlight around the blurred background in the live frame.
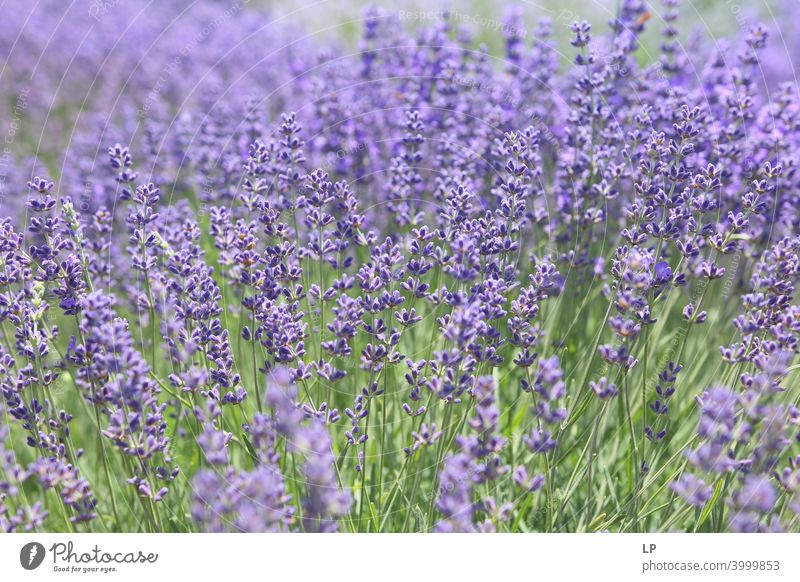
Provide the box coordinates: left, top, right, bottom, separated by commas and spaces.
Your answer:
1, 0, 797, 217
263, 0, 786, 51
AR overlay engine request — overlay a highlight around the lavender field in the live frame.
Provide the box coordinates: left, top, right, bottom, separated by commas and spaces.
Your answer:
0, 0, 799, 534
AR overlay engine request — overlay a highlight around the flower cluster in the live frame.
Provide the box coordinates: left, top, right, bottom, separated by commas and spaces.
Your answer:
0, 1, 798, 533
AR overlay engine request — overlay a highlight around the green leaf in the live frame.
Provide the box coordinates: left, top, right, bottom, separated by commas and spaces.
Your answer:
588, 512, 607, 532
695, 479, 724, 531
240, 433, 259, 463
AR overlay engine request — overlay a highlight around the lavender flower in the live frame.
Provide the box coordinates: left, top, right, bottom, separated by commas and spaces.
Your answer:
0, 1, 798, 535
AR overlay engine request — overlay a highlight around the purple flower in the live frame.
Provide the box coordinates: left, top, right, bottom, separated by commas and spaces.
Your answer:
670, 474, 713, 508
590, 377, 618, 400
265, 370, 351, 532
